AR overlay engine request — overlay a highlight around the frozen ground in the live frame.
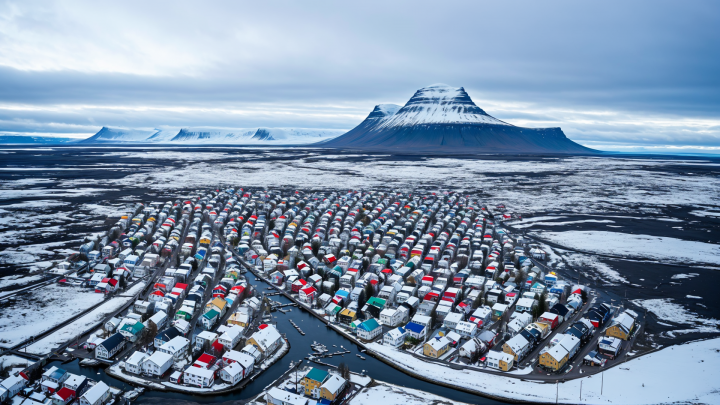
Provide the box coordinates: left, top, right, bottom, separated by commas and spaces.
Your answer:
0, 284, 104, 348
367, 337, 720, 404
349, 381, 472, 405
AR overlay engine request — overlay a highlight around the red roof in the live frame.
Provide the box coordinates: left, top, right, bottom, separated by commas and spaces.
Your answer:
175, 283, 189, 290
258, 324, 268, 330
211, 340, 225, 353
55, 388, 75, 401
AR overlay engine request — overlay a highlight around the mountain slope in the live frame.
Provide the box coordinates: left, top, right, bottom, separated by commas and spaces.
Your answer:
80, 127, 347, 144
79, 127, 158, 143
321, 84, 595, 154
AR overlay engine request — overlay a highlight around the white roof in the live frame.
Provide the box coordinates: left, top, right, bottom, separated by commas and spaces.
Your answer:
241, 344, 262, 359
492, 303, 508, 312
63, 374, 86, 387
267, 387, 307, 405
148, 311, 166, 324
426, 336, 450, 351
385, 327, 406, 340
220, 325, 244, 341
146, 351, 173, 366
505, 334, 530, 353
455, 321, 477, 333
320, 374, 346, 394
557, 334, 580, 352
126, 351, 148, 366
380, 308, 397, 317
222, 362, 243, 377
444, 312, 463, 324
196, 331, 218, 341
487, 350, 514, 363
184, 366, 214, 379
516, 298, 536, 308
540, 312, 559, 321
160, 336, 189, 353
546, 345, 569, 362
1, 375, 25, 389
249, 325, 281, 351
81, 381, 109, 404
472, 306, 492, 318
611, 313, 636, 333
411, 314, 431, 325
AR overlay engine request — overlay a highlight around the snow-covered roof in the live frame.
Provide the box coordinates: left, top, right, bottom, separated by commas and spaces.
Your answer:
160, 336, 189, 353
444, 312, 463, 324
487, 350, 514, 363
146, 351, 173, 366
126, 351, 148, 366
63, 374, 85, 387
266, 387, 308, 405
222, 362, 243, 377
455, 321, 477, 334
81, 382, 109, 404
545, 345, 569, 362
249, 325, 281, 351
385, 327, 407, 340
220, 325, 244, 341
184, 366, 214, 379
426, 336, 450, 351
320, 374, 346, 394
505, 334, 530, 353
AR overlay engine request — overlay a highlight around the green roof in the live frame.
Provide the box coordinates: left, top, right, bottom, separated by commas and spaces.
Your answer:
203, 309, 219, 319
304, 367, 329, 383
367, 297, 387, 308
121, 322, 144, 335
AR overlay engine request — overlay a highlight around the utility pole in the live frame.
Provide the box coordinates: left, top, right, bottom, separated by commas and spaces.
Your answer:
601, 371, 604, 395
580, 380, 582, 401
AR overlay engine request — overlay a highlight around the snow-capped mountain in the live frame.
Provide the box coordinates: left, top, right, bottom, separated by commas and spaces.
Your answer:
321, 84, 595, 154
80, 127, 347, 144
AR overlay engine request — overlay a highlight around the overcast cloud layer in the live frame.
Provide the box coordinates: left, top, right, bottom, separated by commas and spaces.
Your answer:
0, 0, 719, 152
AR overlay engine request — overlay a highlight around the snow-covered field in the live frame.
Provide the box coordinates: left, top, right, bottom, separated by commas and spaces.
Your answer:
349, 381, 471, 405
535, 230, 720, 265
367, 337, 720, 404
631, 298, 720, 336
0, 284, 105, 348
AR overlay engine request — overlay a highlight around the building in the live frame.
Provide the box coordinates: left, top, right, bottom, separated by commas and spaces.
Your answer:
319, 374, 347, 401
201, 309, 220, 330
266, 387, 309, 405
383, 327, 407, 347
228, 312, 250, 328
338, 308, 357, 325
404, 322, 427, 341
95, 333, 126, 360
51, 387, 76, 405
119, 320, 145, 342
241, 344, 263, 364
486, 351, 514, 371
124, 352, 148, 375
502, 334, 531, 362
379, 308, 403, 327
247, 325, 282, 356
356, 318, 382, 341
0, 374, 27, 400
158, 336, 190, 362
443, 312, 463, 330
41, 366, 68, 394
62, 374, 87, 393
142, 351, 174, 377
469, 306, 492, 328
78, 382, 110, 405
458, 337, 486, 360
301, 368, 329, 398
515, 298, 538, 313
299, 286, 318, 304
218, 362, 244, 385
194, 331, 219, 351
423, 336, 451, 358
155, 327, 182, 348
606, 312, 636, 340
598, 336, 623, 359
455, 321, 478, 338
507, 312, 533, 336
221, 350, 254, 378
183, 367, 214, 388
539, 345, 569, 372
538, 312, 560, 330
218, 325, 245, 350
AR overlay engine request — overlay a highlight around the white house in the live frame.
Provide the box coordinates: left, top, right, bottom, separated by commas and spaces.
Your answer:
158, 336, 190, 362
247, 325, 282, 355
356, 318, 382, 341
383, 327, 407, 347
78, 382, 110, 405
454, 321, 478, 338
379, 308, 403, 327
124, 352, 148, 375
508, 312, 533, 336
241, 345, 263, 364
469, 306, 492, 328
218, 362, 243, 385
459, 337, 485, 360
443, 312, 463, 330
515, 298, 538, 313
95, 333, 126, 360
218, 325, 245, 350
221, 350, 254, 378
147, 311, 168, 330
142, 351, 173, 377
266, 387, 308, 405
183, 366, 214, 388
486, 351, 514, 371
411, 314, 432, 328
194, 331, 218, 351
0, 375, 27, 400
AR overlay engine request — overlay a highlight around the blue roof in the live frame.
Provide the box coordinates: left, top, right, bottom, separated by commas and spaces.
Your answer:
358, 318, 380, 331
398, 326, 406, 334
335, 290, 349, 298
405, 322, 425, 333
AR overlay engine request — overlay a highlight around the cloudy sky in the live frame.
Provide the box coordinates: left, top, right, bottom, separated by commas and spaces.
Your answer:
1, 0, 719, 152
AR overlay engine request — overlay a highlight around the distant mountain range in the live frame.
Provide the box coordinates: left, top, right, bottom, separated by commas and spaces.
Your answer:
79, 127, 347, 144
320, 84, 594, 154
0, 135, 77, 144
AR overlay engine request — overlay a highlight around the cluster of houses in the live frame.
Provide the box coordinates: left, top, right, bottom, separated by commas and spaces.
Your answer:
0, 366, 112, 405
122, 323, 282, 388
266, 367, 348, 405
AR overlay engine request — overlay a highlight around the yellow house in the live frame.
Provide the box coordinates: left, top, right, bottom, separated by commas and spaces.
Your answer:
300, 368, 329, 397
227, 312, 249, 327
487, 351, 514, 371
338, 308, 357, 325
605, 312, 635, 340
319, 374, 347, 401
423, 336, 450, 358
539, 345, 569, 371
206, 297, 227, 316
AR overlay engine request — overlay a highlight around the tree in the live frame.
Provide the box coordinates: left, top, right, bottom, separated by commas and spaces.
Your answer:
141, 320, 158, 348
338, 362, 350, 380
363, 283, 374, 300
429, 307, 437, 329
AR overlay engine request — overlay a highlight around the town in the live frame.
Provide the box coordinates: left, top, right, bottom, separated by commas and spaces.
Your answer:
0, 189, 642, 405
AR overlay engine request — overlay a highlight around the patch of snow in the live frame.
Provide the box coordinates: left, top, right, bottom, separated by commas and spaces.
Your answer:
349, 381, 470, 405
632, 298, 720, 330
512, 219, 614, 229
672, 273, 699, 280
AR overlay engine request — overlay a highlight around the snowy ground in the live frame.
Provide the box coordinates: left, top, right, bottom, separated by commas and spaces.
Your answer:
0, 284, 104, 348
631, 298, 720, 337
367, 338, 720, 404
535, 230, 720, 266
349, 381, 472, 405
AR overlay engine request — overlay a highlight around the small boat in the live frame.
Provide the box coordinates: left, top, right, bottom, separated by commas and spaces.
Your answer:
356, 354, 366, 360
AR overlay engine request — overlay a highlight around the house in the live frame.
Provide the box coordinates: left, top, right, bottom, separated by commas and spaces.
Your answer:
124, 352, 148, 375
299, 286, 318, 304
539, 345, 569, 372
155, 327, 182, 349
266, 387, 309, 405
228, 312, 250, 328
218, 325, 245, 350
241, 344, 263, 364
147, 311, 168, 330
142, 351, 173, 376
411, 314, 432, 328
363, 297, 387, 319
0, 374, 27, 400
95, 333, 126, 360
51, 387, 76, 405
379, 308, 403, 327
119, 320, 145, 342
183, 366, 214, 388
554, 334, 581, 359
487, 351, 514, 371
221, 350, 254, 378
338, 308, 357, 325
459, 337, 486, 360
319, 374, 347, 402
78, 382, 110, 405
62, 374, 87, 393
469, 306, 492, 329
549, 303, 571, 323
301, 367, 329, 398
158, 336, 190, 362
503, 334, 531, 362
491, 303, 508, 320
247, 325, 282, 355
218, 362, 244, 385
606, 312, 636, 340
41, 366, 68, 394
443, 312, 463, 330
507, 312, 533, 336
356, 318, 382, 341
201, 309, 220, 330
384, 327, 407, 347
195, 330, 219, 351
455, 321, 478, 338
206, 297, 227, 317
193, 353, 218, 369
404, 322, 427, 341
515, 298, 538, 313
598, 336, 623, 359
538, 312, 560, 330
423, 336, 451, 358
